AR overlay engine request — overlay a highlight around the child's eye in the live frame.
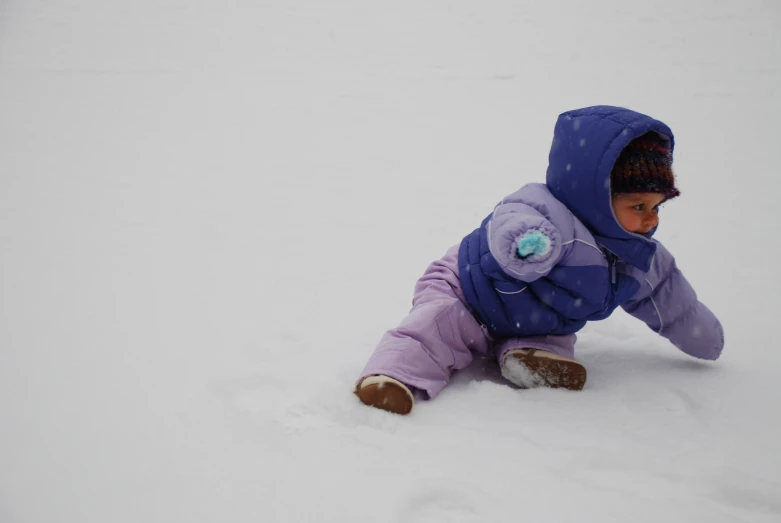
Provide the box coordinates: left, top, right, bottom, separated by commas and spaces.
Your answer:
633, 204, 644, 211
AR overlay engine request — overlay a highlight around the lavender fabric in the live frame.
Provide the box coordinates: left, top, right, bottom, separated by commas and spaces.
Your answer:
358, 246, 577, 399
459, 183, 636, 337
358, 106, 724, 398
622, 241, 724, 360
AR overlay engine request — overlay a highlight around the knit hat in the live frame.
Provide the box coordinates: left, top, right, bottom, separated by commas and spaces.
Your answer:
611, 132, 680, 199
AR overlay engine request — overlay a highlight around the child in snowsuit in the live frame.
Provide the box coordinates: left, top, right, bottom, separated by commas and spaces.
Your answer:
355, 106, 724, 415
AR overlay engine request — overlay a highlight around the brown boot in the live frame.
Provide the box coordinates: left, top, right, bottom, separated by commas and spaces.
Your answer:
501, 349, 587, 391
355, 375, 414, 415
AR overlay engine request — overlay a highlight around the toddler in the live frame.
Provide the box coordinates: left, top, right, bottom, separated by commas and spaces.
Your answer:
355, 105, 724, 415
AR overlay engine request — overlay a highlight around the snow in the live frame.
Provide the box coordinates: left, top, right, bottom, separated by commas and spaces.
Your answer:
1, 1, 780, 522
500, 353, 545, 389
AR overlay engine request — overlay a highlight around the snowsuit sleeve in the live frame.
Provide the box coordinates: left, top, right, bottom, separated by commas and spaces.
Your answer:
621, 241, 724, 360
487, 194, 565, 283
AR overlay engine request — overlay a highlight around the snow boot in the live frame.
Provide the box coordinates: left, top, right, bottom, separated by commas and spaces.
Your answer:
501, 348, 587, 391
355, 375, 414, 415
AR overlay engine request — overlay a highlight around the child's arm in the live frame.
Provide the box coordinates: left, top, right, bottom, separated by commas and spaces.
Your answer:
487, 190, 568, 282
621, 241, 724, 360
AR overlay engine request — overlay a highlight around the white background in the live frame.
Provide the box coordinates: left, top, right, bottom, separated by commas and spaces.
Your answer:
1, 1, 779, 521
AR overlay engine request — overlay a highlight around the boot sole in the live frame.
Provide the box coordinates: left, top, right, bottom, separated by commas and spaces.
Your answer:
355, 376, 414, 415
502, 349, 587, 391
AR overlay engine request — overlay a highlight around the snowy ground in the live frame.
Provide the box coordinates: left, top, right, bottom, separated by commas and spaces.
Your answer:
1, 1, 780, 522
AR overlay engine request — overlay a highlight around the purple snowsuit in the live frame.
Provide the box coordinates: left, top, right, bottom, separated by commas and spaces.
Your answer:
359, 106, 724, 398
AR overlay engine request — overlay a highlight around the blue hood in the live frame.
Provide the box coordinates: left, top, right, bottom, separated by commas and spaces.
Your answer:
545, 106, 675, 272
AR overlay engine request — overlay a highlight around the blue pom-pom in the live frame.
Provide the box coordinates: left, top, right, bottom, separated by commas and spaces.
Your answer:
517, 230, 551, 259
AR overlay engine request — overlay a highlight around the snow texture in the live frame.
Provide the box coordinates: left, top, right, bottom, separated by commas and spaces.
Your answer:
500, 355, 546, 389
1, 1, 780, 523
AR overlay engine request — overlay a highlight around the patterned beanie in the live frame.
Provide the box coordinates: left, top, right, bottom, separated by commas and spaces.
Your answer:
611, 132, 680, 199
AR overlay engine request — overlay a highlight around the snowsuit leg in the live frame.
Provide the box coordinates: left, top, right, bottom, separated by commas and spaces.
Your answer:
358, 245, 491, 399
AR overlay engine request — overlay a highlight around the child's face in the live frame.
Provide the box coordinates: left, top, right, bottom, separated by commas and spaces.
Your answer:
611, 193, 666, 234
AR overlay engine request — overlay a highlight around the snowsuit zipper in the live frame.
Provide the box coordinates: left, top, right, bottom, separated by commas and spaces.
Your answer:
608, 253, 617, 285
596, 248, 619, 317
